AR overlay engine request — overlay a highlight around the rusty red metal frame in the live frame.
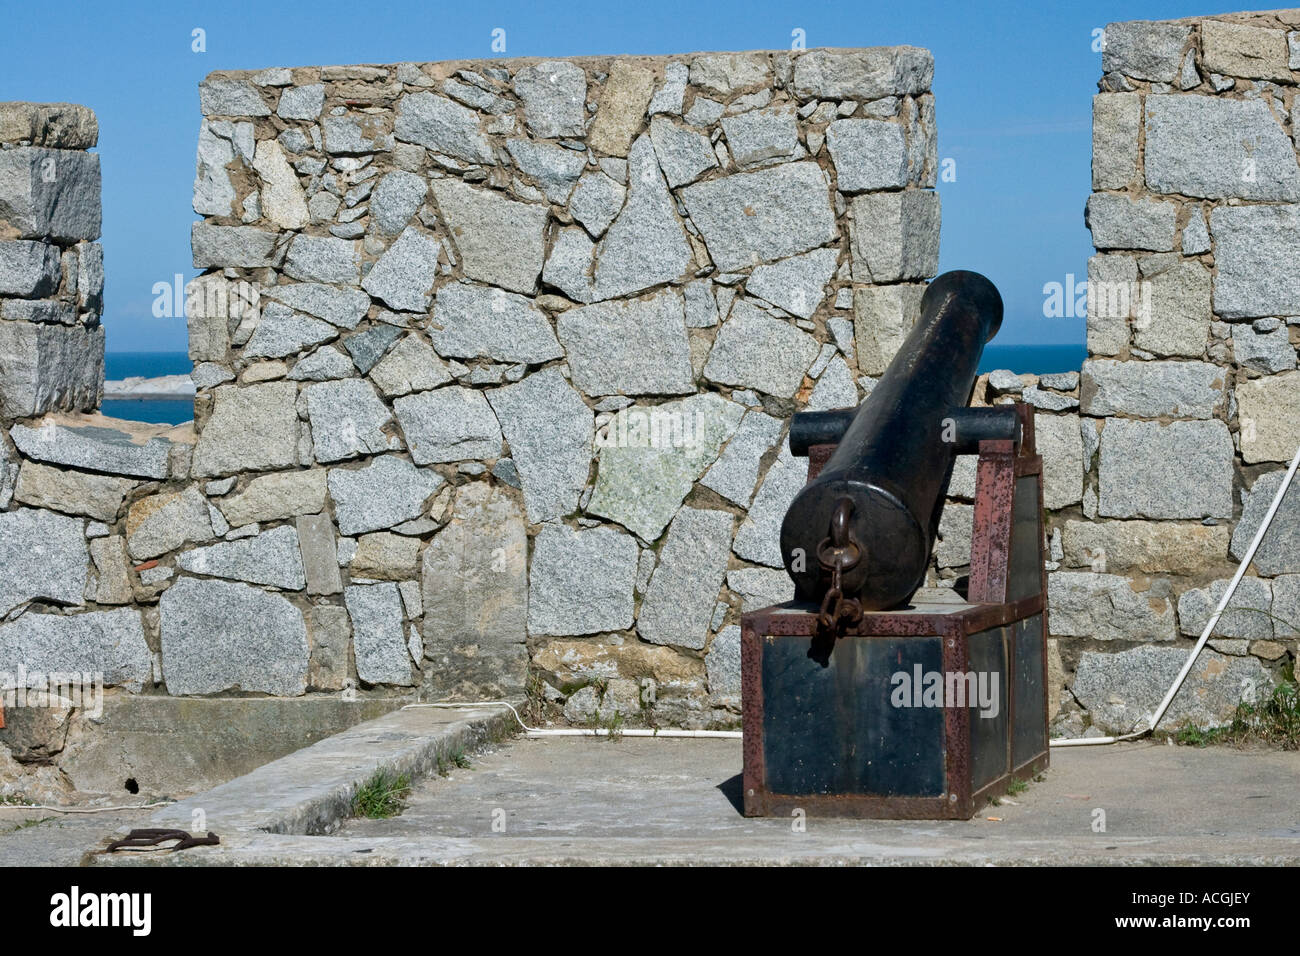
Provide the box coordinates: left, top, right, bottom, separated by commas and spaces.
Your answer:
741, 402, 1050, 820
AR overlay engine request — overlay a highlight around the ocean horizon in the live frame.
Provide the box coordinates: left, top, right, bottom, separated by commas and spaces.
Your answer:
101, 342, 1087, 426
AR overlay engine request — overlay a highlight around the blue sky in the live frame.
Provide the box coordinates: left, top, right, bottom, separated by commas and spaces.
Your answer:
1, 1, 1207, 352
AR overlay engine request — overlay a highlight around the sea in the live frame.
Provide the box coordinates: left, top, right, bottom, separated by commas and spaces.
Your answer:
100, 343, 1087, 427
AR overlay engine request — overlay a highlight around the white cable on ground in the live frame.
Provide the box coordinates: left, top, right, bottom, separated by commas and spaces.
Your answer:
402, 701, 742, 738
1050, 440, 1300, 748
0, 802, 170, 814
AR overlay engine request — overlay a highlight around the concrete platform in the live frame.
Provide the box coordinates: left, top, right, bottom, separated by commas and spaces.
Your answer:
83, 733, 1300, 866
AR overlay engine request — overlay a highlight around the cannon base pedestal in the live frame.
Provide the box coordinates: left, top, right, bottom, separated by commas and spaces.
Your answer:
742, 402, 1048, 820
740, 596, 1048, 820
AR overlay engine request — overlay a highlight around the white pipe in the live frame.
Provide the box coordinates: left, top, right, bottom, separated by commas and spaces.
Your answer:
1050, 440, 1300, 748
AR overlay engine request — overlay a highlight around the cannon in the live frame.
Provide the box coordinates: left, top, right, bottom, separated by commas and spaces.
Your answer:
740, 270, 1051, 820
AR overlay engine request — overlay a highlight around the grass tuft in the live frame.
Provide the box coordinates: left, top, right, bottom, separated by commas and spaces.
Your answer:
350, 769, 411, 819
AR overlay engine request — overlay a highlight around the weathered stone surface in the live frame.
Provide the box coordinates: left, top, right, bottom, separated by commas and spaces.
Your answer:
277, 83, 324, 120
486, 368, 592, 523
193, 381, 299, 477
285, 234, 360, 284
722, 106, 802, 168
1231, 469, 1300, 576
1233, 325, 1296, 374
306, 379, 395, 463
328, 455, 443, 535
263, 282, 370, 330
322, 112, 393, 155
191, 223, 279, 268
0, 323, 104, 418
512, 61, 587, 138
0, 239, 61, 297
360, 227, 440, 312
9, 417, 174, 480
430, 178, 547, 294
160, 577, 308, 696
177, 525, 306, 590
1177, 577, 1273, 640
1211, 205, 1300, 319
792, 48, 932, 99
307, 604, 350, 690
568, 171, 626, 237
1080, 359, 1223, 419
1047, 571, 1176, 641
1101, 21, 1191, 82
726, 566, 794, 611
0, 147, 101, 241
289, 345, 354, 381
244, 305, 337, 359
703, 299, 820, 398
1062, 519, 1230, 575
88, 534, 131, 605
0, 607, 150, 690
557, 289, 694, 396
680, 161, 838, 271
13, 461, 133, 522
345, 583, 414, 686
199, 77, 271, 116
1146, 96, 1299, 201
745, 247, 837, 319
700, 408, 783, 507
684, 279, 719, 329
592, 135, 693, 300
1098, 419, 1233, 519
533, 637, 701, 687
295, 513, 342, 596
1236, 371, 1300, 464
638, 508, 734, 650
1085, 254, 1134, 356
421, 482, 528, 697
1086, 193, 1177, 251
1092, 93, 1140, 190
0, 508, 87, 616
350, 531, 420, 580
588, 393, 744, 541
1134, 260, 1211, 357
252, 140, 308, 229
848, 190, 939, 282
505, 138, 585, 203
690, 53, 771, 95
1073, 645, 1272, 733
1201, 20, 1290, 81
528, 524, 638, 636
394, 386, 501, 463
1273, 575, 1300, 639
369, 334, 452, 398
853, 283, 923, 375
0, 102, 98, 149
934, 502, 974, 567
589, 62, 656, 157
825, 118, 906, 191
393, 92, 493, 163
193, 120, 251, 217
430, 282, 562, 364
648, 116, 716, 188
732, 444, 809, 567
343, 325, 402, 375
707, 625, 741, 702
124, 487, 213, 561
370, 170, 427, 235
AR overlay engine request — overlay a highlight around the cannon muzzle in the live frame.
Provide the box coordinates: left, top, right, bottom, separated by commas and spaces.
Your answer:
780, 270, 1005, 611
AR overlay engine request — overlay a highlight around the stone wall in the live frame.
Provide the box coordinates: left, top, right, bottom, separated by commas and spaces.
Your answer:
1032, 9, 1300, 735
0, 47, 945, 748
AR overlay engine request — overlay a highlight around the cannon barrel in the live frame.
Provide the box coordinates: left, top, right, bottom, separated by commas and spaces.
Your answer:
780, 270, 1004, 611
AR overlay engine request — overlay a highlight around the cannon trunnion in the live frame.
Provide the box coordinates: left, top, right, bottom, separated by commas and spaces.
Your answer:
741, 271, 1050, 820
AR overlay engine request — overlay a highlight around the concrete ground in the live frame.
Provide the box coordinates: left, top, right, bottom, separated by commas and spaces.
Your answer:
76, 733, 1300, 866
